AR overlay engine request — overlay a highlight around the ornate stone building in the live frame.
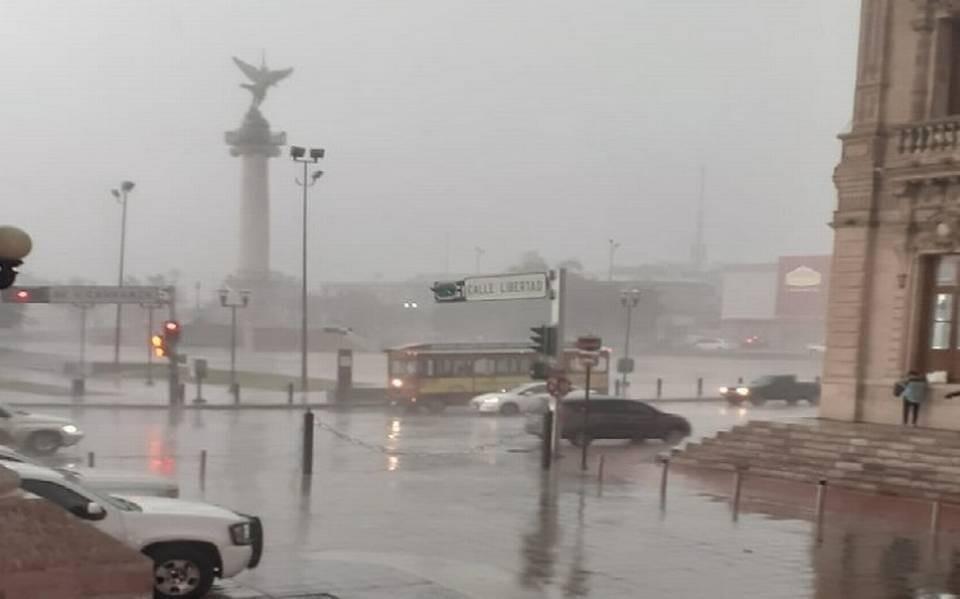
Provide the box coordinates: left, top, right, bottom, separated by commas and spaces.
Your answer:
826, 0, 960, 428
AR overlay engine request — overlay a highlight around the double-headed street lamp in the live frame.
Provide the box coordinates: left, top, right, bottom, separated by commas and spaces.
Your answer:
111, 180, 135, 366
218, 288, 251, 391
619, 289, 641, 397
290, 145, 325, 397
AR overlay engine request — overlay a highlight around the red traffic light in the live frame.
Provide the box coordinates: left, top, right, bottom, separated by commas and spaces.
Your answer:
162, 320, 181, 346
163, 321, 180, 332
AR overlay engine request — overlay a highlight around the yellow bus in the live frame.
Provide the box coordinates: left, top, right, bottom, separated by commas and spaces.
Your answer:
385, 342, 611, 412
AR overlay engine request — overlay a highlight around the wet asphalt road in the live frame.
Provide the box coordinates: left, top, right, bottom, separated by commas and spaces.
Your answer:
25, 401, 960, 598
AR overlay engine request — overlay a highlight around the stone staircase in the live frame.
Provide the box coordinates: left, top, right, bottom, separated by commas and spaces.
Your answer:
672, 419, 960, 503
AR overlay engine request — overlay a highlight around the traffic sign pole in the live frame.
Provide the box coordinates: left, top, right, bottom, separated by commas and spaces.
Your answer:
550, 268, 566, 458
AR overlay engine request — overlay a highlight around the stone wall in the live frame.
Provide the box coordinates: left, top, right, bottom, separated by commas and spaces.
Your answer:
0, 465, 152, 599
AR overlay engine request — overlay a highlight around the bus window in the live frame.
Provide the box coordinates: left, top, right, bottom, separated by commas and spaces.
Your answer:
474, 358, 494, 375
390, 360, 417, 376
424, 359, 435, 377
454, 359, 473, 376
496, 358, 512, 374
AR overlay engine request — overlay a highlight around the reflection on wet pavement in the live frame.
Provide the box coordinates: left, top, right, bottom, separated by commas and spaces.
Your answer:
27, 402, 960, 598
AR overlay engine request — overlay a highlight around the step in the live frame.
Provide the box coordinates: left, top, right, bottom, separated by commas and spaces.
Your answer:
716, 428, 960, 464
677, 448, 960, 499
747, 420, 960, 449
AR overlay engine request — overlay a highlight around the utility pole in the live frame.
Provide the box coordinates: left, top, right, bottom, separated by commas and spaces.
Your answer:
607, 239, 620, 282
619, 289, 641, 397
550, 268, 566, 457
111, 181, 135, 367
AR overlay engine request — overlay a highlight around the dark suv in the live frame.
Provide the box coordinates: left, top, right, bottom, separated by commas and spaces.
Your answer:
525, 397, 691, 446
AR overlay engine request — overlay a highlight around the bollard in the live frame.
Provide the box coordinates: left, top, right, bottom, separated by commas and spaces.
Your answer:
657, 453, 670, 510
597, 454, 605, 485
738, 376, 744, 385
731, 467, 745, 522
656, 378, 663, 399
287, 382, 294, 405
931, 500, 942, 535
87, 451, 95, 468
302, 410, 315, 476
540, 410, 554, 470
199, 449, 207, 490
815, 479, 827, 543
697, 377, 703, 398
230, 383, 240, 404
178, 383, 186, 404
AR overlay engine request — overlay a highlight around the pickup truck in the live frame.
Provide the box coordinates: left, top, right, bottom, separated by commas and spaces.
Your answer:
720, 375, 820, 406
6, 461, 261, 599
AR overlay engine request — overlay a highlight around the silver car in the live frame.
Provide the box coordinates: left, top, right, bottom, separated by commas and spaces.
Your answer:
0, 445, 179, 497
0, 402, 84, 455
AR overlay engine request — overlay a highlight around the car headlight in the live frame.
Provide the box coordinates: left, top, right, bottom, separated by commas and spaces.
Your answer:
390, 378, 403, 388
736, 387, 750, 396
719, 387, 729, 394
483, 396, 500, 404
61, 425, 80, 434
230, 521, 253, 545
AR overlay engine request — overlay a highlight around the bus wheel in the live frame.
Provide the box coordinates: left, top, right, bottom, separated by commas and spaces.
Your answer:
424, 399, 446, 413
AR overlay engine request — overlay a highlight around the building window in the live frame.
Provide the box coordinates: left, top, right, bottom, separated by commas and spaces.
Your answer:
931, 19, 960, 117
922, 255, 960, 378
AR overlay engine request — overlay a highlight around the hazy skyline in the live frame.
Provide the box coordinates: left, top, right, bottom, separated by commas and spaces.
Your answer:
0, 1, 859, 289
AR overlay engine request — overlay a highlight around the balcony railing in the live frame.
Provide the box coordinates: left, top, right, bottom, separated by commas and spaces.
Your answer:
896, 118, 960, 154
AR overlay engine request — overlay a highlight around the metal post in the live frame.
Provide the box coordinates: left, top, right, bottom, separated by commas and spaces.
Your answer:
146, 305, 154, 386
199, 449, 207, 490
287, 382, 294, 404
656, 378, 663, 399
231, 383, 240, 404
931, 500, 942, 535
301, 160, 309, 399
195, 376, 203, 404
550, 268, 566, 457
620, 295, 634, 396
167, 286, 180, 406
113, 187, 129, 367
580, 363, 592, 471
732, 467, 744, 521
815, 479, 827, 543
697, 377, 703, 398
302, 410, 315, 475
87, 451, 95, 468
79, 305, 87, 388
229, 305, 238, 388
540, 410, 553, 470
658, 454, 670, 510
597, 454, 605, 485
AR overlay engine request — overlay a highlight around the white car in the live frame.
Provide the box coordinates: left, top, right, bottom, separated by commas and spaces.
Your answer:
0, 444, 179, 497
693, 338, 733, 351
470, 382, 550, 415
6, 461, 261, 599
0, 402, 84, 454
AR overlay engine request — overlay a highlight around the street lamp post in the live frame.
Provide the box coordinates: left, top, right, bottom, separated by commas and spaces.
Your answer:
290, 145, 325, 398
619, 289, 641, 397
111, 180, 135, 367
218, 288, 251, 390
474, 247, 485, 274
608, 239, 620, 282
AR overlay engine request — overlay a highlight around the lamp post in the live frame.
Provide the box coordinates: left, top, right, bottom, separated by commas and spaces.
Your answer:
0, 226, 32, 289
608, 239, 620, 282
290, 145, 325, 398
111, 180, 135, 367
475, 247, 485, 274
218, 288, 251, 390
619, 289, 641, 397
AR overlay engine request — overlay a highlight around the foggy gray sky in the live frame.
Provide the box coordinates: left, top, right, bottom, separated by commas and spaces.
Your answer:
0, 1, 859, 288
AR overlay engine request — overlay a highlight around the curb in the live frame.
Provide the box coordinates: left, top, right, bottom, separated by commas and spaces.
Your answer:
7, 401, 389, 411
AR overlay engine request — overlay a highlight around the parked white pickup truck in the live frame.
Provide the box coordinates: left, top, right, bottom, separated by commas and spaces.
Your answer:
6, 461, 262, 599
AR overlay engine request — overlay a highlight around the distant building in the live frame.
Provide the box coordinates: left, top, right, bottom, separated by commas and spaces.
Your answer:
719, 256, 830, 350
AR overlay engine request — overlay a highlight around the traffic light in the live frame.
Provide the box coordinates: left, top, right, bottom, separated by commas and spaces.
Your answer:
430, 280, 464, 303
0, 286, 50, 303
151, 334, 167, 358
529, 325, 557, 356
162, 320, 181, 346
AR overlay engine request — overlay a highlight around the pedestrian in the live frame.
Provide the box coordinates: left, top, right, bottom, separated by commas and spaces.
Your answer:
897, 370, 927, 427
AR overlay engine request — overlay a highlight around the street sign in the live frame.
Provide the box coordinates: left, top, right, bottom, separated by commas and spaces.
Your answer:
462, 272, 548, 302
45, 286, 170, 305
616, 357, 635, 374
576, 335, 602, 352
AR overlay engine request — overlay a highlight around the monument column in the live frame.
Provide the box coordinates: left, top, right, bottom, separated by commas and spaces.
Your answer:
225, 110, 285, 279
